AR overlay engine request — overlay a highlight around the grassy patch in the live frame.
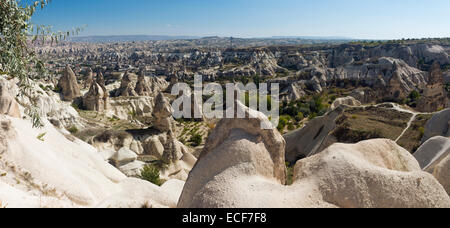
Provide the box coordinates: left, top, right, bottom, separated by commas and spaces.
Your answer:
285, 162, 295, 185
332, 107, 412, 143
67, 126, 79, 134
397, 114, 433, 153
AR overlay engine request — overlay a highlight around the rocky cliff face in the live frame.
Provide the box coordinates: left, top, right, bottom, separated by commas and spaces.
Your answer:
0, 79, 21, 118
417, 62, 448, 112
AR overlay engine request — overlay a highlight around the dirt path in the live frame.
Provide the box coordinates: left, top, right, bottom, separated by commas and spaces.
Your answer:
374, 103, 438, 143
396, 113, 417, 142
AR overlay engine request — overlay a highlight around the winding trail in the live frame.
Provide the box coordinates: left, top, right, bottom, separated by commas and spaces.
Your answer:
369, 103, 438, 143
395, 113, 418, 142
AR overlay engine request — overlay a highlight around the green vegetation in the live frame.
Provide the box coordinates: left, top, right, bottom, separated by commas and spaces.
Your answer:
190, 133, 203, 147
128, 110, 137, 118
37, 132, 46, 141
139, 165, 163, 186
401, 90, 421, 107
397, 114, 433, 152
278, 92, 335, 133
332, 107, 412, 143
277, 115, 290, 132
285, 162, 295, 186
0, 0, 84, 128
67, 126, 79, 134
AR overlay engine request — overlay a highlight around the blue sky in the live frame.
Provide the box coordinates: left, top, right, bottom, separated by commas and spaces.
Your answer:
30, 0, 450, 39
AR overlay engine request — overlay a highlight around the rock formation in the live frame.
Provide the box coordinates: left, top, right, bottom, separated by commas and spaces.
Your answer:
112, 147, 146, 177
330, 96, 362, 110
178, 102, 286, 207
387, 70, 410, 100
135, 70, 152, 96
417, 62, 448, 112
83, 68, 94, 89
57, 65, 81, 101
178, 103, 450, 207
135, 71, 169, 97
83, 71, 109, 112
422, 109, 450, 143
414, 136, 450, 171
96, 71, 108, 95
115, 71, 137, 97
0, 80, 20, 118
433, 155, 450, 195
0, 116, 182, 208
82, 81, 108, 112
108, 96, 153, 120
414, 136, 450, 196
153, 92, 174, 133
284, 106, 346, 163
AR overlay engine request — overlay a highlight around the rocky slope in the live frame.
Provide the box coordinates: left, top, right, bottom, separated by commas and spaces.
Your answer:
178, 101, 450, 208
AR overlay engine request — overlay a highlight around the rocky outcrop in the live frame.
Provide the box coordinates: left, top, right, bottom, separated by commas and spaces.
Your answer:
414, 136, 450, 196
284, 106, 346, 163
135, 71, 169, 97
178, 104, 450, 208
0, 79, 20, 118
387, 71, 410, 99
96, 71, 108, 95
108, 96, 154, 120
143, 136, 165, 159
153, 92, 174, 133
414, 136, 450, 171
57, 65, 81, 101
115, 71, 137, 97
83, 68, 94, 89
333, 57, 426, 91
330, 96, 362, 110
178, 102, 287, 207
82, 82, 108, 112
134, 70, 152, 96
417, 62, 448, 112
113, 147, 138, 167
0, 116, 180, 208
291, 139, 450, 208
281, 81, 306, 102
1, 77, 81, 128
433, 155, 450, 196
422, 109, 450, 143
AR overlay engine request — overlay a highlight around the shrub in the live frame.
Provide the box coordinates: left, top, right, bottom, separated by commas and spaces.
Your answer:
409, 90, 421, 101
285, 162, 295, 186
68, 126, 79, 134
295, 112, 304, 122
418, 127, 425, 139
190, 133, 203, 147
288, 123, 295, 131
277, 116, 289, 132
139, 165, 163, 186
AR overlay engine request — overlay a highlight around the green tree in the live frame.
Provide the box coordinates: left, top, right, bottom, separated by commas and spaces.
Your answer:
0, 0, 84, 127
409, 90, 421, 101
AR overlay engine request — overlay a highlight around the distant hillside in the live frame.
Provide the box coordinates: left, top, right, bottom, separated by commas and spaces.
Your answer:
67, 35, 359, 44
68, 35, 200, 43
270, 36, 354, 40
